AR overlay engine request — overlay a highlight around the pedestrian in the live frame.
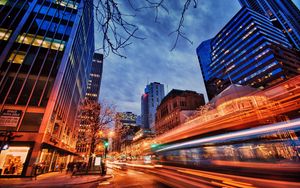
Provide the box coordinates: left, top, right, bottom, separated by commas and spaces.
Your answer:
71, 164, 77, 177
100, 159, 106, 176
32, 164, 38, 180
59, 163, 64, 173
66, 163, 71, 174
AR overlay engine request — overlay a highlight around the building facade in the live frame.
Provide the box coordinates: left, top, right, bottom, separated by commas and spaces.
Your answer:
141, 82, 164, 131
76, 53, 103, 160
0, 0, 94, 177
239, 0, 300, 49
155, 89, 205, 135
112, 112, 139, 155
85, 53, 103, 101
197, 7, 300, 100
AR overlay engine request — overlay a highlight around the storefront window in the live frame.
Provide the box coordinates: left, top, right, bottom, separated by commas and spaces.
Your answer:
0, 146, 30, 176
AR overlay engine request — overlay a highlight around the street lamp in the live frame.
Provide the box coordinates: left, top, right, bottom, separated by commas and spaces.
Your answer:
108, 131, 114, 137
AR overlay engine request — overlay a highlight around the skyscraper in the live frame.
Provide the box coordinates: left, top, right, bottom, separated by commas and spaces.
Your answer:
141, 82, 164, 131
76, 53, 103, 161
85, 53, 103, 101
197, 7, 300, 100
0, 0, 94, 176
239, 0, 300, 49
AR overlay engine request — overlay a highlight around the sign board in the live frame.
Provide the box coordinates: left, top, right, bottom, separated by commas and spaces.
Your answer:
0, 110, 22, 127
95, 157, 101, 166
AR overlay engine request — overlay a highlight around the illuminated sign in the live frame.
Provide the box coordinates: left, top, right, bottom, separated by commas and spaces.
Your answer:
0, 110, 22, 127
95, 157, 101, 166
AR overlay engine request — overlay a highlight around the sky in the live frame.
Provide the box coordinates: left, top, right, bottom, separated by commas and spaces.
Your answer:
97, 0, 300, 115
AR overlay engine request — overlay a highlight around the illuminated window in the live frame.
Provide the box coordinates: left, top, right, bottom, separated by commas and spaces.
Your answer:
0, 28, 12, 41
0, 0, 8, 6
16, 33, 65, 51
8, 51, 26, 64
55, 0, 78, 9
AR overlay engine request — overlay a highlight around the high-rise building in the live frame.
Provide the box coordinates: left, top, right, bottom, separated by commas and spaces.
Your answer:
141, 82, 164, 131
85, 53, 103, 101
197, 7, 300, 100
0, 0, 94, 176
239, 0, 300, 49
76, 53, 103, 161
112, 112, 138, 153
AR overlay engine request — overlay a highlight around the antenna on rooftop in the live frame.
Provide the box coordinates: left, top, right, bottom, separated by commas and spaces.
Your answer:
166, 84, 169, 93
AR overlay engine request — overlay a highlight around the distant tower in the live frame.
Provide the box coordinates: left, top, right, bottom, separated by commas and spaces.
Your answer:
239, 0, 300, 49
141, 82, 165, 131
85, 53, 103, 101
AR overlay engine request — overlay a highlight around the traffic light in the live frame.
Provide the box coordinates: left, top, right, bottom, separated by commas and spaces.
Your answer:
104, 141, 109, 147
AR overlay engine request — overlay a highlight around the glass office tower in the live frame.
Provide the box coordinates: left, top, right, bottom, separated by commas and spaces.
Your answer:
85, 53, 103, 101
141, 82, 164, 131
239, 0, 300, 49
197, 7, 300, 100
0, 0, 94, 176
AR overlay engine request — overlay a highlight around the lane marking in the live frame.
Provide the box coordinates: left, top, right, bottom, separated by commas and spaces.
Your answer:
99, 181, 111, 185
211, 181, 236, 188
223, 180, 256, 188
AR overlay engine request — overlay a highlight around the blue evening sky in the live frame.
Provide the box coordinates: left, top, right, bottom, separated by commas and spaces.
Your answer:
97, 0, 300, 115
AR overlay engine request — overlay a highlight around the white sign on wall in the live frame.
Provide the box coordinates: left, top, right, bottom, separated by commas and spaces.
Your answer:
95, 157, 101, 166
0, 110, 22, 127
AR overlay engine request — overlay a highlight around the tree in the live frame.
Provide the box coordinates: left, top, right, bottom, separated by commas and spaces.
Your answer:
88, 0, 198, 57
78, 99, 115, 170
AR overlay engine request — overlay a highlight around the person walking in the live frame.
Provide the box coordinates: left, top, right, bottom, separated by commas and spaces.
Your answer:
66, 163, 71, 174
59, 163, 64, 173
71, 164, 77, 177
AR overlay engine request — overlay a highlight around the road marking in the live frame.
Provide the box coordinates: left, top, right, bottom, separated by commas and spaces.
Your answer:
211, 181, 236, 188
223, 180, 256, 188
99, 181, 111, 185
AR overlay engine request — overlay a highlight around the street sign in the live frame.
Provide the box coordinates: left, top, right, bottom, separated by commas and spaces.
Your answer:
0, 110, 22, 127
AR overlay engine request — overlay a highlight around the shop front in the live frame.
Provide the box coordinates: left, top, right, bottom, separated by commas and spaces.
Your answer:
37, 143, 76, 174
0, 142, 33, 177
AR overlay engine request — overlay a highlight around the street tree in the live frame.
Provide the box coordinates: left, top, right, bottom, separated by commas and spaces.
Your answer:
78, 99, 116, 170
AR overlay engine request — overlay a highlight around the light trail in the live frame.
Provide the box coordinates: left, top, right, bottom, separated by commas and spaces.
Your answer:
156, 118, 300, 152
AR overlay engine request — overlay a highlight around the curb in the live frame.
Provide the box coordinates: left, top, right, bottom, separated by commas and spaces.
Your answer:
0, 175, 113, 187
66, 175, 112, 185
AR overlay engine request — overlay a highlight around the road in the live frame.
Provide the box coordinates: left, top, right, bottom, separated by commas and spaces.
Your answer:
97, 168, 173, 188
97, 164, 300, 188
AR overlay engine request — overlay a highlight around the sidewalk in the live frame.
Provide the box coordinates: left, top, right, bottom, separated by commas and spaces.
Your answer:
0, 171, 112, 188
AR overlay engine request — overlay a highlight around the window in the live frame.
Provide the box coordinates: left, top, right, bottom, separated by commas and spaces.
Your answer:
19, 112, 44, 132
16, 33, 65, 51
8, 51, 26, 64
0, 28, 12, 40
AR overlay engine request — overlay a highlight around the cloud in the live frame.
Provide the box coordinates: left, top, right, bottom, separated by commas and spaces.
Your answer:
98, 0, 241, 114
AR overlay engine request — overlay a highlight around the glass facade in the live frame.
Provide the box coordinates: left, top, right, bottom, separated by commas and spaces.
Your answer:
197, 7, 300, 100
141, 82, 165, 131
0, 0, 94, 176
85, 53, 103, 101
239, 0, 300, 50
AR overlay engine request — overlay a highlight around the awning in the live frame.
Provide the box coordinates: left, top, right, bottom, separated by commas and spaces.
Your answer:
41, 142, 79, 156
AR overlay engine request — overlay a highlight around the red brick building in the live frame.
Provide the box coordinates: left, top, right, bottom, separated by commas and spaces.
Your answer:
155, 89, 205, 135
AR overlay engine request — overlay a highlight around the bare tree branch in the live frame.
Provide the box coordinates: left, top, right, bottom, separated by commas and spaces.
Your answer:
90, 0, 198, 57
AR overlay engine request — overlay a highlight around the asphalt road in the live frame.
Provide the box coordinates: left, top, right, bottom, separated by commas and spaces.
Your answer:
97, 169, 173, 188
96, 165, 300, 188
